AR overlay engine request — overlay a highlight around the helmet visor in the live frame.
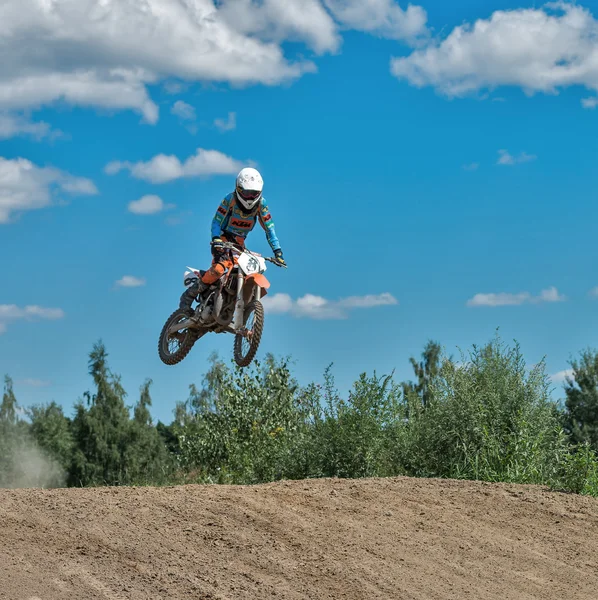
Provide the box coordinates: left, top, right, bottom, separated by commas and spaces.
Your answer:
237, 186, 261, 201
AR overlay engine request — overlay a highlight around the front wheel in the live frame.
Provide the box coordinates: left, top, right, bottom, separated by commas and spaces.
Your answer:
233, 300, 264, 368
158, 309, 202, 366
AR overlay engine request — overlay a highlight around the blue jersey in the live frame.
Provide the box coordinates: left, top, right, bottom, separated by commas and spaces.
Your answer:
211, 193, 281, 252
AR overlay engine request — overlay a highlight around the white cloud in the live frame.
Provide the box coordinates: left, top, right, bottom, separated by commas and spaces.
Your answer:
497, 149, 537, 166
537, 287, 566, 303
128, 194, 173, 215
324, 0, 429, 42
391, 3, 598, 99
582, 97, 598, 109
0, 0, 435, 125
0, 304, 65, 334
588, 287, 598, 297
218, 0, 340, 55
0, 157, 98, 223
551, 369, 574, 384
61, 178, 98, 195
115, 276, 146, 288
106, 148, 247, 184
262, 293, 295, 315
0, 70, 160, 124
165, 209, 192, 227
337, 292, 398, 309
262, 291, 398, 319
17, 378, 52, 388
0, 113, 61, 141
468, 292, 530, 307
467, 286, 566, 307
214, 112, 237, 132
0, 0, 326, 123
164, 81, 189, 95
171, 101, 196, 122
462, 162, 479, 171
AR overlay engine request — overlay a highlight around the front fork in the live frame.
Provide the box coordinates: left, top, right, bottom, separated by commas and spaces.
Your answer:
231, 273, 245, 331
231, 276, 261, 332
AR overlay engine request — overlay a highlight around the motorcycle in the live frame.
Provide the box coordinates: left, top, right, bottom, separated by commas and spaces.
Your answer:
158, 241, 286, 368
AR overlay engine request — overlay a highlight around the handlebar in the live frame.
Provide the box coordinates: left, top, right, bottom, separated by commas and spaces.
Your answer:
265, 256, 287, 268
216, 241, 287, 268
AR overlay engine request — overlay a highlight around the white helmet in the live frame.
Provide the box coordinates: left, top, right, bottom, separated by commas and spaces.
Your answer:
235, 167, 263, 212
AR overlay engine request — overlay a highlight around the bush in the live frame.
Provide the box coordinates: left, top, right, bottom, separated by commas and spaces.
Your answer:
396, 336, 572, 485
176, 355, 309, 484
552, 442, 598, 496
300, 367, 403, 479
171, 335, 598, 496
7, 335, 598, 497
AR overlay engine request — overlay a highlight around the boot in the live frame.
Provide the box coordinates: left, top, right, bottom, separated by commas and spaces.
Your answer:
179, 280, 208, 312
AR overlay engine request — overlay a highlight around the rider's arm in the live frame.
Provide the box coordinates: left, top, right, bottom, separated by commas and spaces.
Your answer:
258, 199, 281, 252
211, 195, 232, 239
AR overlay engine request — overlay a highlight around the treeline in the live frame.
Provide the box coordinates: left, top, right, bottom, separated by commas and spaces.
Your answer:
1, 334, 598, 495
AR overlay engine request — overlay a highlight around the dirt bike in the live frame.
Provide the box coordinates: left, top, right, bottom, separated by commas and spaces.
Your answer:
158, 241, 286, 368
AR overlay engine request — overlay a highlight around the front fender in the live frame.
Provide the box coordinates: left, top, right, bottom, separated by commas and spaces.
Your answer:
243, 274, 270, 303
247, 273, 270, 289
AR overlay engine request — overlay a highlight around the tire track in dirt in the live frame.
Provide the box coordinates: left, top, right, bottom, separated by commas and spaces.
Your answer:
1, 477, 597, 599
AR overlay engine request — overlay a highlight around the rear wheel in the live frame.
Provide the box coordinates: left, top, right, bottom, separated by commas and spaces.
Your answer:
158, 309, 203, 365
233, 300, 264, 368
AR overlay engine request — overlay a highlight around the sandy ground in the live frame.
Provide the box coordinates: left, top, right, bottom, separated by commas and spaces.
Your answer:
1, 476, 597, 600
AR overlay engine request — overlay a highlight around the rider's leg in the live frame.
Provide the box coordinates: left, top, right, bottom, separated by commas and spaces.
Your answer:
179, 280, 205, 311
178, 254, 232, 311
201, 261, 228, 285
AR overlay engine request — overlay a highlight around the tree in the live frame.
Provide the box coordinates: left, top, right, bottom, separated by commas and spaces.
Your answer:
402, 340, 442, 407
0, 377, 65, 488
0, 376, 20, 485
134, 379, 153, 426
0, 375, 17, 425
69, 341, 132, 486
564, 349, 598, 449
175, 355, 307, 483
29, 402, 73, 473
126, 379, 173, 484
397, 336, 568, 484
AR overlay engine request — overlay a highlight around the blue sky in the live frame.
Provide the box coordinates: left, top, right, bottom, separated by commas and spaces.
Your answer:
2, 0, 598, 423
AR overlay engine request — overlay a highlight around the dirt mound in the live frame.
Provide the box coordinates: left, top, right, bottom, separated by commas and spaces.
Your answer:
1, 477, 597, 600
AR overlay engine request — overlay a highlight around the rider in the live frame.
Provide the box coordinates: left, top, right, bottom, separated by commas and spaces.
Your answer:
179, 167, 286, 312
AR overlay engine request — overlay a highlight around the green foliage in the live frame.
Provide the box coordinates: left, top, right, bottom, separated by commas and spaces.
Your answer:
0, 376, 23, 486
0, 375, 17, 424
69, 341, 132, 486
397, 336, 568, 484
69, 341, 172, 486
402, 340, 442, 408
28, 401, 74, 473
552, 442, 598, 496
170, 334, 598, 496
302, 367, 402, 479
2, 335, 597, 496
563, 349, 598, 449
0, 377, 66, 488
176, 354, 306, 484
125, 379, 174, 485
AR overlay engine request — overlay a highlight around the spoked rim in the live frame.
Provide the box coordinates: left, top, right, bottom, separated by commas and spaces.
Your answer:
165, 313, 190, 356
233, 300, 264, 368
239, 310, 256, 358
158, 309, 199, 366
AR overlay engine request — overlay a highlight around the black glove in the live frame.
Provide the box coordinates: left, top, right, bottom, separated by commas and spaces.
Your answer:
211, 237, 224, 254
273, 249, 286, 267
